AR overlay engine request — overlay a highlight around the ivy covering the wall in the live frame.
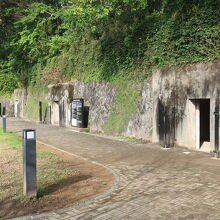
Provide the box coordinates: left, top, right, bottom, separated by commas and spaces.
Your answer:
103, 85, 140, 134
24, 83, 48, 120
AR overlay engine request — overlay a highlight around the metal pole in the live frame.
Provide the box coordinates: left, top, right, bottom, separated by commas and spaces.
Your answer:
214, 105, 219, 158
23, 129, 37, 197
0, 103, 2, 117
2, 107, 6, 132
49, 105, 51, 124
39, 101, 42, 123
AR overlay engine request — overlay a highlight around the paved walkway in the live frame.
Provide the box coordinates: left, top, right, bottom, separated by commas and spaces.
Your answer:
8, 118, 220, 220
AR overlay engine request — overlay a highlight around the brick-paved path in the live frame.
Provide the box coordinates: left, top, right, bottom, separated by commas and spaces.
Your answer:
8, 118, 220, 220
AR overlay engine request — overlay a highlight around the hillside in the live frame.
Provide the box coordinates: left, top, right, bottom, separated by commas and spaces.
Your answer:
0, 0, 220, 94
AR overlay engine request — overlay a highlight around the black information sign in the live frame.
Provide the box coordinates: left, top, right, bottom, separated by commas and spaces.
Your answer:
71, 99, 84, 128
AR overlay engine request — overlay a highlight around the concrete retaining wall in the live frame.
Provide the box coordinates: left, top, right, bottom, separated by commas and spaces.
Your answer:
48, 83, 73, 126
73, 80, 117, 132
0, 98, 14, 117
14, 89, 27, 118
152, 59, 220, 152
11, 58, 220, 152
48, 80, 153, 140
123, 79, 153, 140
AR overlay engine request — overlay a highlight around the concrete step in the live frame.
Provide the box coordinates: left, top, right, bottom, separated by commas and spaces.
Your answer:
200, 141, 211, 153
70, 126, 90, 133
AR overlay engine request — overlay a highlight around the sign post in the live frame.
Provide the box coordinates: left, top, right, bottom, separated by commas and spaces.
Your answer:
23, 129, 37, 197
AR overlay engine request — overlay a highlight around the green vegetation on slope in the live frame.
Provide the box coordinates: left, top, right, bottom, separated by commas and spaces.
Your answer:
103, 85, 140, 134
0, 0, 219, 93
24, 82, 48, 120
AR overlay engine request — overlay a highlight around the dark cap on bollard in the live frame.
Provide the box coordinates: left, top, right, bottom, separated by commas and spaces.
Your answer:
2, 107, 6, 116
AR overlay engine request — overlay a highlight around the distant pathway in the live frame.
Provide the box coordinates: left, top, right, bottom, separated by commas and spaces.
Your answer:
8, 118, 220, 220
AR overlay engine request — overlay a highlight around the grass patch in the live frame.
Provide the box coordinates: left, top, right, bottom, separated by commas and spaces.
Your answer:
119, 137, 138, 142
0, 128, 75, 206
0, 128, 21, 149
103, 84, 140, 134
0, 124, 114, 220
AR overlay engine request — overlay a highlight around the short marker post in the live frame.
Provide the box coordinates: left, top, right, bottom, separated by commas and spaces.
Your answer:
23, 129, 37, 197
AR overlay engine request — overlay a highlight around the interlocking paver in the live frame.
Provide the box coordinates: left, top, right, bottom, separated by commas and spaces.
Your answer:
8, 118, 220, 220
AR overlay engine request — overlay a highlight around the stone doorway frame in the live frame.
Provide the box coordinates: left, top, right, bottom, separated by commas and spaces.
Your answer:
190, 98, 211, 151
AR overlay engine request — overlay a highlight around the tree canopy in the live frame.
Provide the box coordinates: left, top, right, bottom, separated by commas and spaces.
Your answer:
0, 0, 219, 93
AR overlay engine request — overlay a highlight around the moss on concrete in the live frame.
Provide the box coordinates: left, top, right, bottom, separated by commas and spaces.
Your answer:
24, 84, 48, 121
103, 84, 140, 134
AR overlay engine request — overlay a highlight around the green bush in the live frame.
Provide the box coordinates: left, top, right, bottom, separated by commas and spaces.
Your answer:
0, 0, 219, 88
0, 73, 17, 95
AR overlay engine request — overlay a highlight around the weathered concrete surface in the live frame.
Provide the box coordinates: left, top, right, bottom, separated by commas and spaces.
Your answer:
7, 118, 220, 220
10, 59, 220, 153
48, 83, 74, 126
73, 80, 116, 132
153, 59, 220, 152
48, 80, 153, 140
14, 89, 27, 118
0, 98, 14, 117
123, 79, 153, 140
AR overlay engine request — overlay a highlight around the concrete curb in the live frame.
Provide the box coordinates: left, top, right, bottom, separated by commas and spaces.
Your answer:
10, 141, 120, 220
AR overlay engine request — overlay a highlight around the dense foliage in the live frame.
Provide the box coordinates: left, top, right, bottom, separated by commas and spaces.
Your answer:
0, 0, 219, 93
